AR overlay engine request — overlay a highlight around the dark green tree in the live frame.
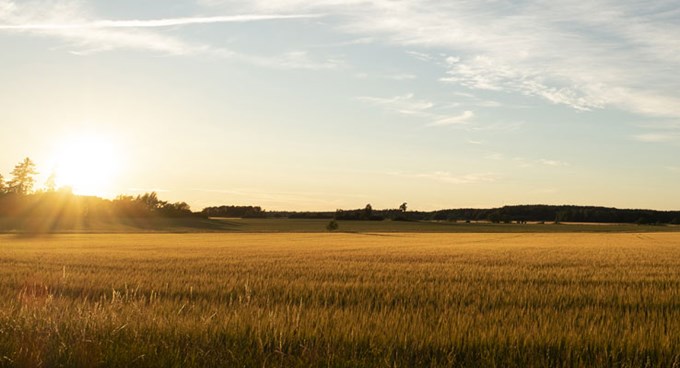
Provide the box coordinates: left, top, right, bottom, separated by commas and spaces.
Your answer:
363, 203, 373, 219
8, 157, 38, 194
326, 220, 339, 231
488, 212, 501, 223
138, 192, 162, 210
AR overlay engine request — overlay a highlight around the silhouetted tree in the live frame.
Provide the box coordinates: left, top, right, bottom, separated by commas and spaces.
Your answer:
138, 192, 162, 210
399, 202, 408, 213
159, 201, 192, 217
326, 220, 339, 231
8, 157, 38, 194
0, 173, 5, 193
363, 203, 373, 219
636, 217, 652, 225
488, 212, 501, 223
172, 202, 191, 212
44, 171, 57, 192
201, 205, 264, 218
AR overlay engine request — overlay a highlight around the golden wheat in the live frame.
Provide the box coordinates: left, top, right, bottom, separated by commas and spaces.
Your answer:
0, 233, 679, 367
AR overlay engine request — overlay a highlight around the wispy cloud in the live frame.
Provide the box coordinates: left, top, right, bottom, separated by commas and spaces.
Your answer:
467, 121, 524, 132
406, 50, 435, 62
8, 0, 680, 123
205, 0, 680, 119
356, 93, 434, 116
486, 153, 569, 168
257, 51, 344, 70
441, 56, 602, 111
632, 133, 680, 143
0, 14, 324, 30
428, 111, 474, 126
391, 171, 499, 185
415, 172, 499, 185
0, 1, 336, 69
538, 159, 569, 167
631, 119, 680, 144
357, 93, 480, 129
353, 72, 417, 81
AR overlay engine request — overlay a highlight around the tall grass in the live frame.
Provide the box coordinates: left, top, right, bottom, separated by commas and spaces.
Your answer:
1, 233, 679, 367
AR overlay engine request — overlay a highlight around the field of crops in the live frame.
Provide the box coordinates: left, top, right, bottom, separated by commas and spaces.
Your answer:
1, 233, 679, 367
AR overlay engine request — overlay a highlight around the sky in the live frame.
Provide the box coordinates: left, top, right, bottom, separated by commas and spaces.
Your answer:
1, 0, 679, 211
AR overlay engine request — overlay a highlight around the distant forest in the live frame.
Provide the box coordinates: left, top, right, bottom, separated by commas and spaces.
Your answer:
0, 158, 192, 221
2, 157, 680, 225
203, 204, 680, 225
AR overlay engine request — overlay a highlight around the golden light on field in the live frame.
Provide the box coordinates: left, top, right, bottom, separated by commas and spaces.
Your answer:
1, 233, 680, 366
52, 134, 120, 197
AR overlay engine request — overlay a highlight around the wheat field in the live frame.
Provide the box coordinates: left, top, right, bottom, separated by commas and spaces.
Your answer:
1, 233, 679, 367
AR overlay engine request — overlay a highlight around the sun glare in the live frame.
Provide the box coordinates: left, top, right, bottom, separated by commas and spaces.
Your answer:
52, 134, 121, 197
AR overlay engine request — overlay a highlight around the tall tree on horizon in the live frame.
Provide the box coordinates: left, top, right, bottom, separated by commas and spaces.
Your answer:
44, 171, 57, 192
364, 203, 373, 219
8, 157, 38, 195
399, 202, 408, 213
0, 173, 6, 193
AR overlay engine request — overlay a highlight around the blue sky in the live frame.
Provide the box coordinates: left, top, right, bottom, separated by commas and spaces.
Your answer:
1, 0, 679, 210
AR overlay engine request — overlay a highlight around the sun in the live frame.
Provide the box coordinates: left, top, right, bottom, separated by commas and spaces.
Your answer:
52, 134, 121, 197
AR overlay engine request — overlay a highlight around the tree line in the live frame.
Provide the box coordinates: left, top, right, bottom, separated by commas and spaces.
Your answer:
0, 158, 192, 219
238, 204, 680, 225
429, 205, 680, 225
2, 157, 680, 225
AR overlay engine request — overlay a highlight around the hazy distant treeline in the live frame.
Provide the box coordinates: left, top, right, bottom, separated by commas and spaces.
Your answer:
201, 205, 266, 218
429, 205, 680, 225
0, 191, 193, 219
0, 157, 192, 220
246, 205, 680, 225
2, 157, 680, 225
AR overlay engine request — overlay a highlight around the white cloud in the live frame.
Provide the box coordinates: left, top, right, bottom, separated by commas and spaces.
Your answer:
0, 14, 324, 30
7, 0, 680, 120
352, 72, 417, 81
257, 51, 344, 70
357, 93, 480, 129
0, 0, 184, 54
406, 50, 435, 62
538, 159, 569, 167
390, 170, 499, 185
0, 0, 337, 69
441, 55, 603, 111
428, 111, 474, 126
487, 154, 569, 168
415, 171, 499, 185
467, 121, 524, 132
356, 93, 433, 116
311, 37, 374, 48
633, 133, 680, 143
200, 0, 680, 119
